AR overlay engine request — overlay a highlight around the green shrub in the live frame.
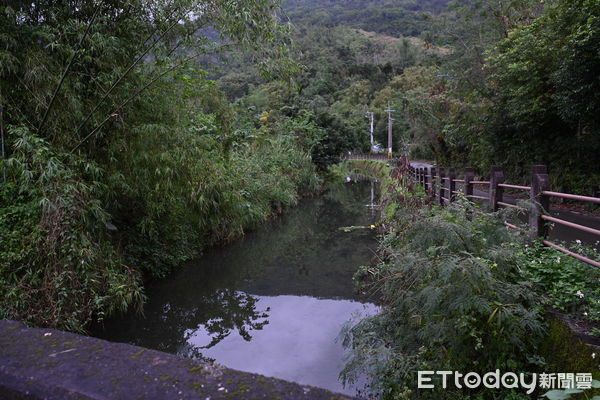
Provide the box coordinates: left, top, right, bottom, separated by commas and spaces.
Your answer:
0, 113, 319, 330
341, 199, 545, 399
1, 128, 144, 332
517, 241, 600, 327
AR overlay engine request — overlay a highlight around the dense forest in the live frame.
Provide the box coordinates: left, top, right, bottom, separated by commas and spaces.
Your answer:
283, 0, 450, 36
1, 0, 599, 391
217, 0, 599, 192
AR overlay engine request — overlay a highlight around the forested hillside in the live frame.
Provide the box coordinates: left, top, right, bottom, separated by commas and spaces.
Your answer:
219, 0, 599, 193
283, 0, 450, 36
217, 24, 447, 169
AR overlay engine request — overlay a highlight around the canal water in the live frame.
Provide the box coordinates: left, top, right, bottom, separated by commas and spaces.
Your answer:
94, 181, 380, 396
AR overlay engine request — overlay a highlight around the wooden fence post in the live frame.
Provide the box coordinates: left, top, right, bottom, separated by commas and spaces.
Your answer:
448, 168, 456, 203
529, 165, 551, 237
490, 166, 504, 211
438, 167, 445, 206
430, 166, 437, 197
464, 167, 474, 199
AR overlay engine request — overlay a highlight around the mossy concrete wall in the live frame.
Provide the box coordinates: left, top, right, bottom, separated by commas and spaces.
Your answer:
0, 320, 354, 400
541, 316, 600, 380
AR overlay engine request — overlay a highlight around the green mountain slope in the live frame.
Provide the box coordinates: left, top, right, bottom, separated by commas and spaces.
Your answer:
282, 0, 450, 36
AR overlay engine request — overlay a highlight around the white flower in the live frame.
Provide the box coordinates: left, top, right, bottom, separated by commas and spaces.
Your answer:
346, 177, 351, 182
576, 239, 581, 244
556, 257, 561, 263
593, 353, 596, 359
576, 290, 585, 298
583, 312, 588, 316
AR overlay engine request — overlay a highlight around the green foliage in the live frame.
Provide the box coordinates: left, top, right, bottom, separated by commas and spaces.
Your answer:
341, 198, 545, 399
0, 0, 320, 331
379, 0, 600, 192
217, 22, 445, 168
283, 0, 450, 37
517, 241, 600, 326
333, 159, 392, 186
540, 319, 600, 383
483, 0, 600, 192
1, 128, 144, 331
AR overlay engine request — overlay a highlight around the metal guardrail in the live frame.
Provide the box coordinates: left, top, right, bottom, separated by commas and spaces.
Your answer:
406, 162, 600, 268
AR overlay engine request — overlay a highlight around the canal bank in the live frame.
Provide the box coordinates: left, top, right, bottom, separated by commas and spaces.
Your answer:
0, 319, 354, 400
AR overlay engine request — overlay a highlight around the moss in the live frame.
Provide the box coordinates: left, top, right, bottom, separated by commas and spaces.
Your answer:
540, 318, 599, 376
223, 384, 251, 398
130, 349, 146, 360
540, 318, 600, 398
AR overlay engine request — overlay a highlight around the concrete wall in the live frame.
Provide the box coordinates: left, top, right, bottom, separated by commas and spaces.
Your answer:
0, 320, 354, 400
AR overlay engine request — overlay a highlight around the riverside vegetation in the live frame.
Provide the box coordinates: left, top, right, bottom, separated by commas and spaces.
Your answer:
335, 159, 600, 399
0, 1, 323, 331
1, 0, 600, 398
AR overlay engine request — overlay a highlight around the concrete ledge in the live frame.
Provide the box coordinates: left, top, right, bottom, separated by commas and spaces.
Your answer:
0, 320, 354, 400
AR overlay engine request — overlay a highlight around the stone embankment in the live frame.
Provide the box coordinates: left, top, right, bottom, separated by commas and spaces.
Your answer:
0, 320, 354, 400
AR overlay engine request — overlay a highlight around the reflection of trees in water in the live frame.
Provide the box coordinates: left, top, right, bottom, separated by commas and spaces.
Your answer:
190, 290, 269, 349
158, 288, 269, 353
98, 286, 270, 356
325, 181, 379, 218
97, 182, 376, 353
250, 182, 375, 270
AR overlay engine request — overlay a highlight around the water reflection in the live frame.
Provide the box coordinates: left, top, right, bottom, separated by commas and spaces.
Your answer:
95, 182, 379, 395
181, 295, 377, 393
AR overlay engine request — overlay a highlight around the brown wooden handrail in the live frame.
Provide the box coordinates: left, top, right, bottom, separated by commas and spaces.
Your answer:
404, 161, 599, 268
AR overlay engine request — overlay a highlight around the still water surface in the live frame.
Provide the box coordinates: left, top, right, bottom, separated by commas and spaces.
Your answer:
95, 182, 380, 395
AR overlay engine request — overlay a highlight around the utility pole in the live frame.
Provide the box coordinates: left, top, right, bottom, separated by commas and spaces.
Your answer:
366, 111, 374, 151
385, 102, 395, 159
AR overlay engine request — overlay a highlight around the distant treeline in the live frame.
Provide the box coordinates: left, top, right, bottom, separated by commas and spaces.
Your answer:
283, 0, 450, 36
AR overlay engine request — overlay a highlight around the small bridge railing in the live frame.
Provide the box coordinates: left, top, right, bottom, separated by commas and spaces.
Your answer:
407, 163, 600, 268
343, 154, 395, 161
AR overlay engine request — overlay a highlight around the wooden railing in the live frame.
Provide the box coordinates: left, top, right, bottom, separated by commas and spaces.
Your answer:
343, 154, 395, 161
407, 163, 600, 268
